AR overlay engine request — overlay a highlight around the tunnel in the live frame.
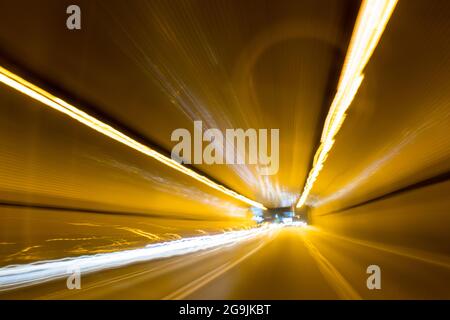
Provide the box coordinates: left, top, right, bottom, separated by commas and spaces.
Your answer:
0, 0, 449, 302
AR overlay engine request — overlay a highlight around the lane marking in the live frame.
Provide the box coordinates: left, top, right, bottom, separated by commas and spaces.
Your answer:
163, 233, 277, 300
300, 233, 362, 300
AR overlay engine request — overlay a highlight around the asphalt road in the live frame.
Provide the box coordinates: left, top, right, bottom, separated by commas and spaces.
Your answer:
2, 225, 449, 300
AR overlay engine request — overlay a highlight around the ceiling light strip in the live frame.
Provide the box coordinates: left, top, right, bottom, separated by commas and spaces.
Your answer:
0, 66, 266, 210
296, 0, 398, 208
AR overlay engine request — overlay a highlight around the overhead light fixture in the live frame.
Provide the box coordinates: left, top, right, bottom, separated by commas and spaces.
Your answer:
0, 66, 266, 210
296, 0, 398, 208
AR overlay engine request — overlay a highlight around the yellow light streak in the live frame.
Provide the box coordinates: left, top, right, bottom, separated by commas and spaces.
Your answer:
0, 66, 266, 210
297, 0, 398, 208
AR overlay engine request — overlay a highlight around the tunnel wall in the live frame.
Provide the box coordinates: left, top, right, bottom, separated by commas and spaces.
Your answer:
311, 179, 450, 258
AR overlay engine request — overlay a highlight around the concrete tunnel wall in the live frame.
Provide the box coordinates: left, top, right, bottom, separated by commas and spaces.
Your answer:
309, 179, 450, 258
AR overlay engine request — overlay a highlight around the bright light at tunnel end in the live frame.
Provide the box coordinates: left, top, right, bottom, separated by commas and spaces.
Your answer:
296, 0, 398, 208
0, 223, 305, 291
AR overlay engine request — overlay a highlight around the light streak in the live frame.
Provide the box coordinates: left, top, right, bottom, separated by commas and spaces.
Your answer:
296, 0, 398, 208
287, 221, 308, 228
0, 66, 266, 210
0, 224, 281, 291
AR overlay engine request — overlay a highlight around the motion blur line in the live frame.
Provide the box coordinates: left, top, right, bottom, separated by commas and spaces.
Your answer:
315, 230, 450, 270
117, 227, 162, 241
296, 0, 398, 208
41, 252, 200, 300
301, 234, 361, 300
0, 224, 279, 291
0, 66, 265, 210
163, 239, 271, 300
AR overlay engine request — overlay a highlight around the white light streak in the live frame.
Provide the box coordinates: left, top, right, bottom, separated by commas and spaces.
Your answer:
0, 224, 281, 291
